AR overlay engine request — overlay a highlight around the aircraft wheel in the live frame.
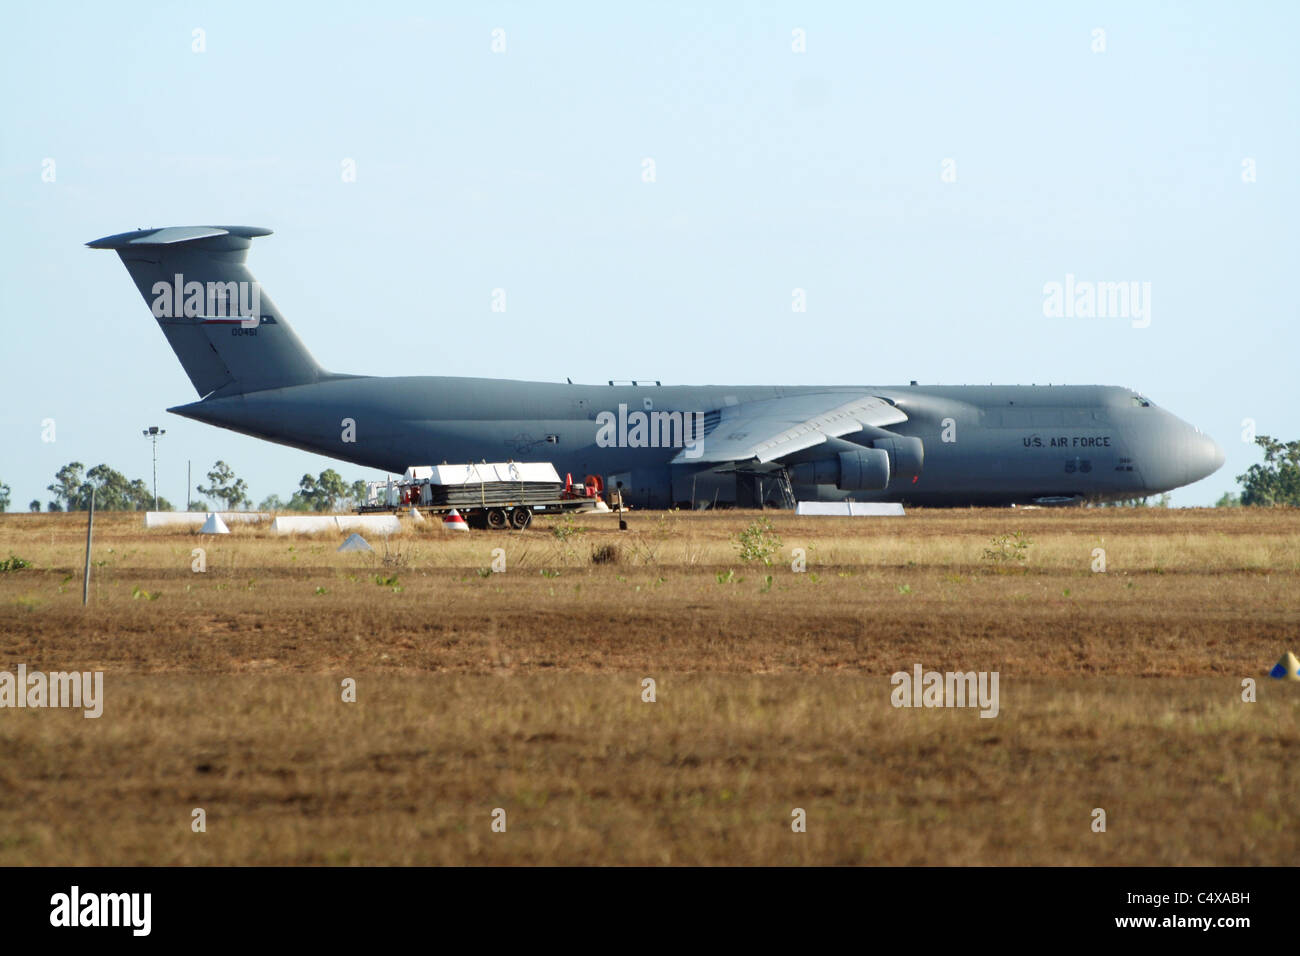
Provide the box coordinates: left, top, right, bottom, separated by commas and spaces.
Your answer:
510, 507, 532, 530
486, 508, 509, 530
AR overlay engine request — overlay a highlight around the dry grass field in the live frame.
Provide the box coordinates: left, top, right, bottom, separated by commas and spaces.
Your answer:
0, 506, 1297, 865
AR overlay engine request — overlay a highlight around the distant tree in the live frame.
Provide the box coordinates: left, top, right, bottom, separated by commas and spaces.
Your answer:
0, 481, 9, 513
47, 462, 87, 511
43, 462, 169, 512
316, 470, 350, 510
86, 464, 140, 510
97, 465, 171, 511
294, 474, 320, 510
197, 461, 250, 511
296, 469, 350, 512
1214, 492, 1241, 508
1237, 435, 1300, 506
28, 500, 40, 513
349, 479, 368, 507
258, 474, 370, 512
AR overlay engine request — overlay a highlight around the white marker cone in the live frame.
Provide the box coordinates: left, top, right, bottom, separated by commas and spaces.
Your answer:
199, 513, 230, 534
337, 533, 372, 552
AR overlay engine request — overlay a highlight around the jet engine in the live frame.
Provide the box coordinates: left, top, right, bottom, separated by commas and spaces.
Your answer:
785, 426, 925, 491
866, 433, 924, 484
789, 448, 892, 491
838, 424, 925, 485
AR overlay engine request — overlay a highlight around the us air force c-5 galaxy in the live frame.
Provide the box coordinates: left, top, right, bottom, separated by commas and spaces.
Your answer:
89, 226, 1225, 508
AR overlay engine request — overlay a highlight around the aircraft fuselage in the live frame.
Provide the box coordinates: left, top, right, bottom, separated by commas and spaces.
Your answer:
170, 378, 1224, 508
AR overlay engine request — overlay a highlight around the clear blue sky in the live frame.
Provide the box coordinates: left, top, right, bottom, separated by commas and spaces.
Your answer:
2, 1, 1296, 508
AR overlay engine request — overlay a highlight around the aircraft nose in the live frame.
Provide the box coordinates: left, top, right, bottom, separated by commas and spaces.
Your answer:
1138, 417, 1225, 493
1191, 431, 1226, 483
1173, 424, 1225, 486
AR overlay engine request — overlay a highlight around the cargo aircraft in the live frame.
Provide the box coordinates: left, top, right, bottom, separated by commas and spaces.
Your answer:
89, 226, 1224, 508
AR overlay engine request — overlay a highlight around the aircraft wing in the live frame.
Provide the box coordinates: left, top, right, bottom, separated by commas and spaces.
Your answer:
672, 393, 908, 465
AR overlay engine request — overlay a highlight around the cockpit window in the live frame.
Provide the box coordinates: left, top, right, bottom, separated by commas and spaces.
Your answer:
1131, 395, 1151, 408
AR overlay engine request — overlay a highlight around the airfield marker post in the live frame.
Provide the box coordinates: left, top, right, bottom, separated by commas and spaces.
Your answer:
82, 488, 95, 606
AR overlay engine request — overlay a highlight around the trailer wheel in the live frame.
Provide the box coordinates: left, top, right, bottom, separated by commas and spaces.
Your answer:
510, 507, 532, 530
486, 508, 509, 530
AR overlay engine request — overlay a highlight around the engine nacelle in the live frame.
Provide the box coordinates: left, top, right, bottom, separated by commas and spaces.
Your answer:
789, 448, 891, 491
841, 426, 926, 486
871, 434, 924, 484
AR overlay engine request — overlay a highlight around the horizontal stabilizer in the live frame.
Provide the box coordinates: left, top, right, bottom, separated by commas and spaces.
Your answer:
87, 225, 273, 248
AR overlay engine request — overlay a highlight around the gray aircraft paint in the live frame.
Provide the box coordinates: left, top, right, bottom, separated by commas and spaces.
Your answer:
89, 226, 1225, 508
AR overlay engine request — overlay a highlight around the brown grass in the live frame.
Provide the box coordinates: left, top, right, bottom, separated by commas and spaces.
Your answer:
0, 507, 1297, 864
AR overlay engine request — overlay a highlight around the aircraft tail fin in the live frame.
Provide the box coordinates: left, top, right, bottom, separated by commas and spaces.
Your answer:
87, 226, 324, 397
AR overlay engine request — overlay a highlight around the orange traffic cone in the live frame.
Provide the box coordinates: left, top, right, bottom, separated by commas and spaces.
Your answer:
443, 509, 469, 531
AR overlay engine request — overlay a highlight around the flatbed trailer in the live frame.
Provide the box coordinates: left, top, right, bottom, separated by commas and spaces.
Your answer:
357, 496, 607, 529
356, 462, 610, 529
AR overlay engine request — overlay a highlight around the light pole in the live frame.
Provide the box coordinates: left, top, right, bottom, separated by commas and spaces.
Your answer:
142, 426, 166, 510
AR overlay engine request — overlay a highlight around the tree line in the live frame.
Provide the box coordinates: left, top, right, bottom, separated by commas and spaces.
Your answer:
42, 462, 172, 512
0, 461, 370, 513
